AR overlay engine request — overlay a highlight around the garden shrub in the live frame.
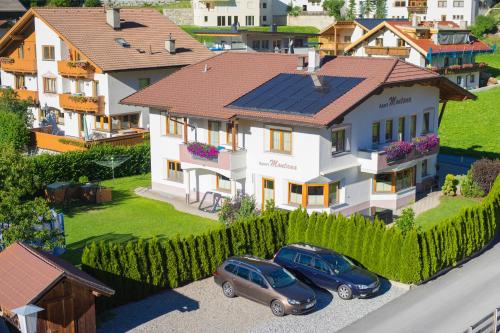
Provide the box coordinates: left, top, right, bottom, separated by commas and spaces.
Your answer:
459, 171, 484, 198
82, 176, 500, 308
32, 143, 150, 189
395, 208, 416, 234
471, 158, 500, 195
442, 174, 458, 196
470, 15, 497, 37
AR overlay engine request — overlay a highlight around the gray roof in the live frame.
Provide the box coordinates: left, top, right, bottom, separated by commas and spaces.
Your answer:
0, 0, 26, 13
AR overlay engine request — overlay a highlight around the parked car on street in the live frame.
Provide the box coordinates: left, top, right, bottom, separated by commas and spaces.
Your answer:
213, 255, 316, 316
273, 244, 380, 300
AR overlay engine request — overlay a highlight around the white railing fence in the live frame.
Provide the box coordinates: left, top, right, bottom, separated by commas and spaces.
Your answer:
463, 308, 500, 333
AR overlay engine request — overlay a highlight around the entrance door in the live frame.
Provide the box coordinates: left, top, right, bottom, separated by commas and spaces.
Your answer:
262, 178, 274, 209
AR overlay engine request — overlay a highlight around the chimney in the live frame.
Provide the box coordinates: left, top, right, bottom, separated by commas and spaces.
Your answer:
411, 14, 417, 26
296, 55, 306, 70
459, 20, 468, 29
165, 33, 176, 54
307, 48, 320, 73
106, 8, 121, 29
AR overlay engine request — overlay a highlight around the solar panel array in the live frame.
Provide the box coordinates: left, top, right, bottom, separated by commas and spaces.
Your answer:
226, 73, 365, 116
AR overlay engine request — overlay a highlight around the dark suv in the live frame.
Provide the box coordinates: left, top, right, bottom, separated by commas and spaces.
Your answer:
273, 244, 380, 300
214, 255, 316, 316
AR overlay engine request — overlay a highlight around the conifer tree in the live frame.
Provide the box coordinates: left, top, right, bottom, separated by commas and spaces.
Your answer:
164, 239, 180, 288
346, 0, 356, 20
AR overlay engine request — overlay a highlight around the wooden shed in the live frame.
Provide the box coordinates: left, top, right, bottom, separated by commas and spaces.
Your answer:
0, 242, 114, 333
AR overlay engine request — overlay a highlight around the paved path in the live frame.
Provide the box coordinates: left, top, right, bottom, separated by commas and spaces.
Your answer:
98, 278, 407, 333
395, 191, 441, 217
135, 187, 217, 220
340, 235, 500, 333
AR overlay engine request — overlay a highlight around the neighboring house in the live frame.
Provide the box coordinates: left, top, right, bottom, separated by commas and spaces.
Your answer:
0, 0, 26, 39
344, 18, 493, 89
351, 0, 491, 26
0, 242, 114, 333
193, 25, 318, 53
0, 8, 212, 152
122, 51, 473, 217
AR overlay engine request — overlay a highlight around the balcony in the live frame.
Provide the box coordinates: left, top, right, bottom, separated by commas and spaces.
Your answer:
59, 93, 104, 113
407, 1, 427, 14
0, 88, 38, 104
0, 58, 37, 74
429, 62, 487, 75
179, 143, 246, 177
365, 46, 410, 57
58, 60, 95, 78
358, 137, 439, 174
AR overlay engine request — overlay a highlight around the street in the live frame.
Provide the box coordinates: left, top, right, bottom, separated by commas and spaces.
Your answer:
340, 234, 500, 333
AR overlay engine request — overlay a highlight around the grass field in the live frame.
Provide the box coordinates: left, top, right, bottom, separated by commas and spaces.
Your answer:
61, 174, 222, 265
439, 86, 500, 159
477, 36, 500, 79
415, 196, 481, 230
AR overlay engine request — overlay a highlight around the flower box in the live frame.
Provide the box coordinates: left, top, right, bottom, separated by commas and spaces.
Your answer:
187, 142, 219, 161
385, 141, 414, 163
412, 133, 439, 155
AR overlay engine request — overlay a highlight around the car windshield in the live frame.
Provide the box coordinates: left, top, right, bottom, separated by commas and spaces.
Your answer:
264, 268, 296, 288
322, 254, 354, 274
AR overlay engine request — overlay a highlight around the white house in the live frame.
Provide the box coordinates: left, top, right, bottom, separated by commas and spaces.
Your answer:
0, 7, 212, 151
344, 18, 493, 89
122, 52, 473, 218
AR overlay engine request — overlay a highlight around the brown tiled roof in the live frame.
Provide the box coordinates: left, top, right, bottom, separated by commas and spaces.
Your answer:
0, 0, 26, 13
122, 52, 474, 127
21, 8, 212, 71
0, 242, 114, 311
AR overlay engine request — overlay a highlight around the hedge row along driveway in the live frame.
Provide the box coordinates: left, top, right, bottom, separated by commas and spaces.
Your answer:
82, 176, 500, 309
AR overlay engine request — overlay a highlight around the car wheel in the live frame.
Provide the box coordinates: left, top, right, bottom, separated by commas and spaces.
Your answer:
222, 282, 235, 298
270, 300, 285, 317
338, 284, 352, 300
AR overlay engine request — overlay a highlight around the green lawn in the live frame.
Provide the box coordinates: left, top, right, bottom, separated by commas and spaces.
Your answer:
477, 36, 500, 79
415, 196, 481, 230
61, 174, 222, 265
439, 86, 500, 159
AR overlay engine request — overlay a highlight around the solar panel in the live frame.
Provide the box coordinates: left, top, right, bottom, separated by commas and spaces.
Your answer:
226, 74, 365, 116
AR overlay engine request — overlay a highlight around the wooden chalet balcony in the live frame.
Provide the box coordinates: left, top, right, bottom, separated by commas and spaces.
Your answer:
0, 88, 38, 104
365, 46, 410, 57
407, 1, 427, 13
57, 60, 95, 77
1, 58, 37, 74
59, 93, 104, 113
430, 62, 487, 75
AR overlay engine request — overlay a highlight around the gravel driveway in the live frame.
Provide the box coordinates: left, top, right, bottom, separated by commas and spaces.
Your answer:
98, 277, 407, 333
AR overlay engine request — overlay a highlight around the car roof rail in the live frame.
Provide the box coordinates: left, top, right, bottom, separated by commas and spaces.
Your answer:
288, 243, 323, 252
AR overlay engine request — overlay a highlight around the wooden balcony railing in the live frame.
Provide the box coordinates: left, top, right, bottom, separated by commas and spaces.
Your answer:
16, 89, 38, 104
365, 46, 410, 57
57, 60, 95, 77
1, 58, 37, 74
429, 62, 487, 75
59, 94, 104, 113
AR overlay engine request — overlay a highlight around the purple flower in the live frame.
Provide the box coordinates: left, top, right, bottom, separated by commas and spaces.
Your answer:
385, 141, 414, 161
187, 142, 219, 160
413, 134, 439, 154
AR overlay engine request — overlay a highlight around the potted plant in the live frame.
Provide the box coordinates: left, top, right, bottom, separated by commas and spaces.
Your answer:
413, 133, 439, 155
187, 142, 219, 160
385, 141, 414, 163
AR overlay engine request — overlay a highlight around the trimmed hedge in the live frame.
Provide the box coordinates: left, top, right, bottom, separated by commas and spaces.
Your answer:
32, 143, 150, 188
82, 176, 500, 308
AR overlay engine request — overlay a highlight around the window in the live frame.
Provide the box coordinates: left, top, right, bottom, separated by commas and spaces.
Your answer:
469, 74, 475, 83
234, 16, 238, 24
307, 185, 324, 206
329, 182, 339, 205
110, 114, 140, 130
43, 77, 57, 93
421, 159, 428, 177
302, 4, 307, 11
272, 40, 281, 49
226, 122, 238, 146
252, 40, 261, 50
331, 128, 346, 155
18, 44, 24, 59
208, 120, 220, 146
375, 38, 384, 47
42, 45, 55, 61
167, 160, 183, 183
228, 16, 232, 26
374, 173, 392, 192
296, 253, 313, 267
75, 79, 84, 94
289, 183, 303, 205
385, 119, 393, 142
262, 15, 267, 22
397, 117, 405, 141
410, 115, 417, 139
14, 75, 25, 89
54, 110, 64, 125
393, 0, 406, 6
343, 36, 351, 43
438, 0, 447, 7
453, 0, 464, 7
250, 272, 266, 287
92, 81, 99, 97
441, 15, 447, 21
396, 167, 415, 191
217, 16, 226, 26
261, 40, 270, 49
456, 76, 462, 85
204, 16, 208, 22
224, 263, 237, 274
165, 116, 182, 136
216, 174, 231, 192
262, 178, 274, 208
444, 57, 449, 67
78, 113, 85, 132
372, 122, 380, 146
262, 2, 267, 8
95, 115, 109, 130
277, 248, 296, 262
422, 112, 430, 134
397, 39, 405, 47
270, 128, 292, 153
314, 258, 330, 272
457, 57, 463, 66
138, 78, 151, 90
245, 16, 254, 26
235, 266, 250, 280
